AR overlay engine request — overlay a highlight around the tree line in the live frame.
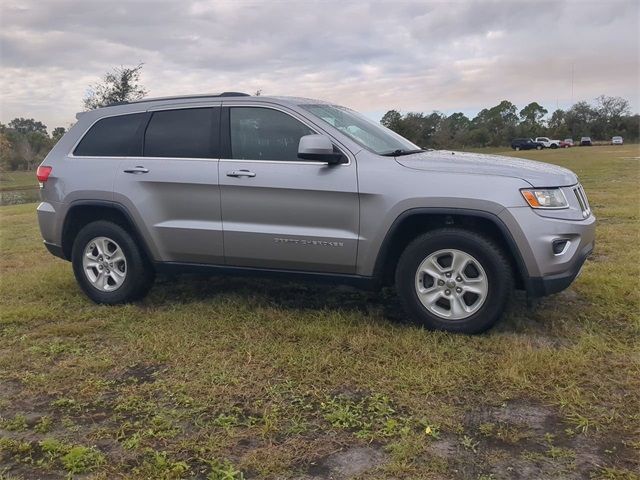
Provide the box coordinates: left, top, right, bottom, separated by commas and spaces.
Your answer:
0, 120, 66, 171
381, 96, 639, 149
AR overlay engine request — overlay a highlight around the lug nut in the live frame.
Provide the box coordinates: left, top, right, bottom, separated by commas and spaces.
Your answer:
438, 280, 445, 286
456, 276, 462, 282
446, 272, 451, 278
456, 287, 462, 293
98, 265, 103, 270
445, 290, 451, 295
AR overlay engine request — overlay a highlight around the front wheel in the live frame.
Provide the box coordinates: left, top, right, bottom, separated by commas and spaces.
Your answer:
395, 229, 513, 334
72, 221, 154, 304
550, 144, 558, 149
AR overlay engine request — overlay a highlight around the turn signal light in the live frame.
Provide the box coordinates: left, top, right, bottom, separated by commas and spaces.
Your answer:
36, 166, 52, 183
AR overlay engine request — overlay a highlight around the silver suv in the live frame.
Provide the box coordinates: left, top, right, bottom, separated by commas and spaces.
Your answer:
36, 93, 595, 333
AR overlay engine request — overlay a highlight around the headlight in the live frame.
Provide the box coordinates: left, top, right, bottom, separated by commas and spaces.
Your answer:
520, 188, 568, 209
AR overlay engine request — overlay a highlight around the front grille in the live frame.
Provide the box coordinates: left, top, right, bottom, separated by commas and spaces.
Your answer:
573, 184, 591, 218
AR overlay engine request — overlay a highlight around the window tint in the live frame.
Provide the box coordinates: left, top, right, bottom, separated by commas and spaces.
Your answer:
144, 108, 214, 158
74, 113, 146, 157
230, 107, 313, 161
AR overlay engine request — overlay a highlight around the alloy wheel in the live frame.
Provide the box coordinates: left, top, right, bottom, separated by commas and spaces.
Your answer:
82, 236, 127, 291
414, 249, 488, 320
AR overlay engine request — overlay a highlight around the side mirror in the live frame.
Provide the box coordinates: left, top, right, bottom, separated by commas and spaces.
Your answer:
298, 134, 345, 164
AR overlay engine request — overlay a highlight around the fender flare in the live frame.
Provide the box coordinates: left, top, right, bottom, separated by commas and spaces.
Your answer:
62, 199, 156, 262
372, 207, 531, 287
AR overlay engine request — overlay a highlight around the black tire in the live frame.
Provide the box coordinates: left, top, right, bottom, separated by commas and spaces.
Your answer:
395, 228, 513, 334
550, 144, 558, 149
72, 220, 154, 304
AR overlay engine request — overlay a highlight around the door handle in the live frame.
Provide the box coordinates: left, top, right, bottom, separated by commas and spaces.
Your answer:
123, 166, 149, 174
226, 169, 256, 178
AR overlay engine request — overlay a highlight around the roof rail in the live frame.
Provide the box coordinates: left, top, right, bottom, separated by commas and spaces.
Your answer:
128, 92, 250, 104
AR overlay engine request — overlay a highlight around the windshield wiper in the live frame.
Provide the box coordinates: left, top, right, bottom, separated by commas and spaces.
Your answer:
380, 149, 426, 157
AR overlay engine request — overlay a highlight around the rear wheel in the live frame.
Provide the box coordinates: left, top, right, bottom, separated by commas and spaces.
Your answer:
551, 143, 558, 149
395, 229, 513, 333
72, 221, 154, 304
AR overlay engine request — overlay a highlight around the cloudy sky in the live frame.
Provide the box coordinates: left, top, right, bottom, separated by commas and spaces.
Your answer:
1, 0, 639, 129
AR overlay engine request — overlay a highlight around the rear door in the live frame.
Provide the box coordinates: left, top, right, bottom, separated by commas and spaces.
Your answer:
219, 104, 359, 274
114, 104, 224, 264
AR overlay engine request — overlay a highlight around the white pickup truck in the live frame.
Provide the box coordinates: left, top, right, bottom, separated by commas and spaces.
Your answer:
534, 137, 561, 149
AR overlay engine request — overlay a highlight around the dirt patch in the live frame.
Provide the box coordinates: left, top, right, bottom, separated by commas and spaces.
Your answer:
115, 363, 165, 384
466, 402, 555, 435
424, 402, 640, 479
302, 446, 387, 479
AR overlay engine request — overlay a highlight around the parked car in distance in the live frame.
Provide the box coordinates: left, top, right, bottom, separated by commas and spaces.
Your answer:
36, 92, 595, 334
560, 138, 574, 148
611, 136, 623, 145
511, 138, 544, 151
534, 137, 561, 149
580, 137, 593, 146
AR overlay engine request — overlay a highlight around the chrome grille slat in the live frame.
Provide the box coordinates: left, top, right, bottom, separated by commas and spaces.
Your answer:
573, 184, 590, 218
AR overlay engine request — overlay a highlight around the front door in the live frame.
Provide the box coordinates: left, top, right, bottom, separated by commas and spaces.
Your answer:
219, 105, 359, 274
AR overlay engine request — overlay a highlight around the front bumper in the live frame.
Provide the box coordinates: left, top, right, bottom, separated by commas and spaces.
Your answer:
500, 206, 596, 298
526, 242, 593, 297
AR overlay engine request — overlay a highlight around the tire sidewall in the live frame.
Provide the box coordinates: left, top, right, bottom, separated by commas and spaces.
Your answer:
396, 230, 512, 333
72, 221, 150, 304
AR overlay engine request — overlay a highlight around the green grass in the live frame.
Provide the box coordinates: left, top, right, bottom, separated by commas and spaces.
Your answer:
0, 170, 37, 191
1, 146, 639, 479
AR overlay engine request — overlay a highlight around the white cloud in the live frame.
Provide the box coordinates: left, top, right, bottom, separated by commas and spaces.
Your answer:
1, 0, 638, 128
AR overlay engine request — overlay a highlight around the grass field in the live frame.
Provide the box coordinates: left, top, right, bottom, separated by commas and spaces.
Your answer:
0, 171, 40, 206
1, 146, 639, 479
0, 171, 38, 191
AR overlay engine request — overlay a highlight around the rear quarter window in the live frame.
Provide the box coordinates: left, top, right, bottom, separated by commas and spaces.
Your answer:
73, 113, 146, 157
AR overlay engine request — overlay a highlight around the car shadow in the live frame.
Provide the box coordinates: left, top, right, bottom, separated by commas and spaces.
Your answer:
149, 273, 534, 329
150, 273, 409, 324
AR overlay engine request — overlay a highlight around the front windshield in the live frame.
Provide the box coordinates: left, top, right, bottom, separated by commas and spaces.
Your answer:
300, 104, 420, 155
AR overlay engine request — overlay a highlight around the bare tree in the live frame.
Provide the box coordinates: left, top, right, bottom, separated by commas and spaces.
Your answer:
83, 64, 148, 110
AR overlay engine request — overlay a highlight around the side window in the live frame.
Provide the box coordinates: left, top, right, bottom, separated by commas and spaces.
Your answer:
74, 113, 146, 157
230, 107, 313, 161
144, 108, 215, 158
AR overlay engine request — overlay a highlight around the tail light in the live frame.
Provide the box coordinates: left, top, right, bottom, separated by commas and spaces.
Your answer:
36, 166, 52, 184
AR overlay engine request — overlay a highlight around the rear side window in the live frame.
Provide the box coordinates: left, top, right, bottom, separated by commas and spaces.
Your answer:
230, 107, 313, 161
144, 108, 215, 158
74, 113, 146, 157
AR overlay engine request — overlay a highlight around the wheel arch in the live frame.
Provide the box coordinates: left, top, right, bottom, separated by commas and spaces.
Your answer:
373, 208, 529, 290
61, 200, 154, 262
